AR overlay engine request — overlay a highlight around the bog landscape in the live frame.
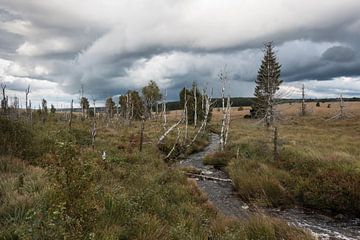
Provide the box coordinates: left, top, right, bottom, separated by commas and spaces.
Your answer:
1, 1, 360, 240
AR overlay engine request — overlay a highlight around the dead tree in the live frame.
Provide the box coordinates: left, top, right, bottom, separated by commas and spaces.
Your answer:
29, 100, 33, 125
185, 91, 214, 149
224, 96, 231, 147
184, 89, 188, 141
219, 68, 229, 151
25, 85, 30, 112
301, 84, 306, 116
327, 94, 352, 120
162, 89, 167, 128
1, 83, 8, 114
158, 118, 184, 145
139, 117, 145, 152
79, 84, 85, 117
69, 99, 73, 129
91, 97, 97, 150
193, 83, 197, 127
41, 98, 47, 124
165, 127, 181, 159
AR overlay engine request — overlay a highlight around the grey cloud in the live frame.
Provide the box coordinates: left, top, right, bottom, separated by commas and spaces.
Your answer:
322, 46, 356, 62
1, 1, 360, 102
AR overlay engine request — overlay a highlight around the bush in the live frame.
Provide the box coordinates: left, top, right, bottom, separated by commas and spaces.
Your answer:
24, 136, 100, 239
0, 118, 34, 160
203, 151, 234, 167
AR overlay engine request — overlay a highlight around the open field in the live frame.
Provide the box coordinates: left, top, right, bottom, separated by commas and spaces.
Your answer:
205, 101, 360, 217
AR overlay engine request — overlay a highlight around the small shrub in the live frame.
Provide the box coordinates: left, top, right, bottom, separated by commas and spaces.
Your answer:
203, 151, 234, 167
0, 118, 34, 160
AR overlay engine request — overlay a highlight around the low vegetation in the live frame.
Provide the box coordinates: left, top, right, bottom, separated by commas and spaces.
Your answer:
0, 113, 314, 239
208, 105, 360, 217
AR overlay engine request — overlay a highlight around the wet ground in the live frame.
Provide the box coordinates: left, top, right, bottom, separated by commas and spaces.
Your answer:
179, 133, 360, 240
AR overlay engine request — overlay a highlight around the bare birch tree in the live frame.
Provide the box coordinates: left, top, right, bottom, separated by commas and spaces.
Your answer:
193, 83, 197, 127
162, 89, 167, 128
301, 84, 306, 116
219, 68, 230, 151
69, 99, 73, 129
91, 97, 97, 150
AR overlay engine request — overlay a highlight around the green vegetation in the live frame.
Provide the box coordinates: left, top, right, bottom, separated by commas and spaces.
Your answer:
0, 115, 313, 239
212, 114, 360, 215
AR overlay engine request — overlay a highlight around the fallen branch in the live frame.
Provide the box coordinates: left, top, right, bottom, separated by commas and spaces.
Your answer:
186, 173, 232, 182
165, 127, 181, 159
157, 118, 183, 145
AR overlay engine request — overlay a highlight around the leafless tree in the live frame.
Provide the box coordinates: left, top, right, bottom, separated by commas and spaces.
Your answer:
41, 98, 47, 124
91, 97, 97, 150
185, 89, 214, 149
158, 117, 184, 145
224, 96, 231, 148
139, 117, 145, 152
165, 127, 181, 159
301, 84, 306, 116
219, 68, 230, 151
1, 83, 8, 114
162, 89, 167, 128
193, 83, 197, 127
327, 94, 353, 120
25, 85, 30, 112
184, 89, 188, 141
69, 99, 73, 129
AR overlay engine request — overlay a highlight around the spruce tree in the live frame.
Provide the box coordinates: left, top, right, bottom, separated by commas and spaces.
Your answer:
254, 42, 282, 127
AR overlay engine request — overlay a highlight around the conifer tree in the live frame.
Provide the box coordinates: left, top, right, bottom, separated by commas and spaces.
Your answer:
254, 42, 282, 127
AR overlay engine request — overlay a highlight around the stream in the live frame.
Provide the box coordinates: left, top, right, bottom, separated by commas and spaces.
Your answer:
179, 134, 360, 240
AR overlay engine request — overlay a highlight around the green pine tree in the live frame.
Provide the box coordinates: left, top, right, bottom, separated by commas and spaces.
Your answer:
254, 42, 282, 127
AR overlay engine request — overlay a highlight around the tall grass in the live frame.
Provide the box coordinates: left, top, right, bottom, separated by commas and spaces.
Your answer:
0, 115, 314, 239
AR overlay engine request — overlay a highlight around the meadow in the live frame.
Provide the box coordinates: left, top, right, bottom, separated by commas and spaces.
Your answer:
0, 110, 314, 239
207, 101, 360, 217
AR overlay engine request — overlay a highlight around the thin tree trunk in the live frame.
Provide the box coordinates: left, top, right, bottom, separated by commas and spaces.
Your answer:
219, 73, 226, 151
194, 84, 197, 127
224, 96, 231, 148
163, 90, 167, 127
69, 99, 73, 130
301, 84, 306, 116
139, 118, 145, 152
158, 118, 183, 145
92, 98, 96, 150
184, 90, 188, 141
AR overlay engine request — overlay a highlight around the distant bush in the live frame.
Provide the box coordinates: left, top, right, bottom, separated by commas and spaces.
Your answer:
316, 102, 320, 107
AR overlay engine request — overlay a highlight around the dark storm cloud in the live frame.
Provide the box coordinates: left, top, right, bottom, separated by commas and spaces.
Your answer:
1, 0, 360, 103
322, 46, 356, 62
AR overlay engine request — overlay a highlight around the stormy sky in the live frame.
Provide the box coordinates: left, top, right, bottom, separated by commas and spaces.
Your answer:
0, 0, 360, 107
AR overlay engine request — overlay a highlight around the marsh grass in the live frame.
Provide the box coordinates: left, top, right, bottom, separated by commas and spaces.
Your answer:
208, 104, 360, 215
0, 115, 314, 239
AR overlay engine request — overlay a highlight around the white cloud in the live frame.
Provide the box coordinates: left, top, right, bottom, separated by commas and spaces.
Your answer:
282, 76, 360, 98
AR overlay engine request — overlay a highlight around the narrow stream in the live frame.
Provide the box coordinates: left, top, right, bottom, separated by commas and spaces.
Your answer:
179, 134, 360, 240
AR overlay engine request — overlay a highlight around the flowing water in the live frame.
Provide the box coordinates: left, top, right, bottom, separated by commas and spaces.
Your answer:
179, 134, 360, 240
